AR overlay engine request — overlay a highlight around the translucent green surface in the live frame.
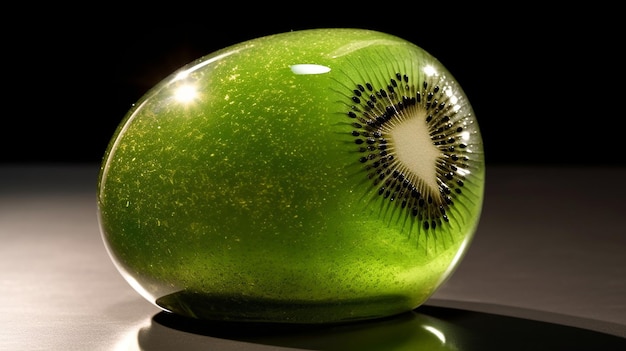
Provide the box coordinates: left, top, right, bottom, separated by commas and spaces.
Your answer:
98, 28, 485, 323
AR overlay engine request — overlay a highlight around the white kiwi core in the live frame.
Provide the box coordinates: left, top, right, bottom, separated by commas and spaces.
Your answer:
387, 109, 440, 197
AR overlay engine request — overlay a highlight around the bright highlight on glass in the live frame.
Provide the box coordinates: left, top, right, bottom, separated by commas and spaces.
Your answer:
290, 64, 331, 75
97, 28, 485, 324
174, 84, 198, 103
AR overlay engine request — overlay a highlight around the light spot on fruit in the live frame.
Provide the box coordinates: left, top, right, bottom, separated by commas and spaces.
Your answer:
174, 84, 198, 103
290, 64, 331, 75
423, 65, 437, 77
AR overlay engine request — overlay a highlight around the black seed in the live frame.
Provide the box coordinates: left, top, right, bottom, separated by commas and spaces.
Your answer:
352, 96, 361, 103
357, 84, 365, 92
391, 79, 398, 87
351, 131, 360, 136
366, 83, 373, 91
385, 106, 395, 116
359, 157, 368, 163
459, 144, 467, 148
348, 111, 357, 118
353, 89, 362, 97
355, 139, 364, 144
434, 86, 440, 93
423, 81, 428, 89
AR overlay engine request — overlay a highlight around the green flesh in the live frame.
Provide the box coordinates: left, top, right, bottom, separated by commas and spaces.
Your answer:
98, 28, 485, 323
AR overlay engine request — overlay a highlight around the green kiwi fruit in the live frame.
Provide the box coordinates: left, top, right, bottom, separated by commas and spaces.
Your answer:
97, 28, 485, 323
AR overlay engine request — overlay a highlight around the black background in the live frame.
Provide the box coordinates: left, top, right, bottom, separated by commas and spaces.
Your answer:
4, 5, 623, 167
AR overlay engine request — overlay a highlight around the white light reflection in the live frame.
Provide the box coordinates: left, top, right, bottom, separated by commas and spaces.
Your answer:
423, 325, 446, 344
173, 50, 241, 82
423, 65, 437, 77
456, 167, 471, 177
290, 64, 331, 75
445, 87, 462, 112
446, 88, 459, 105
174, 84, 198, 103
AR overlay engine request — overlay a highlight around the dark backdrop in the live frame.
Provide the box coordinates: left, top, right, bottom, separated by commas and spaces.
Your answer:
4, 5, 623, 167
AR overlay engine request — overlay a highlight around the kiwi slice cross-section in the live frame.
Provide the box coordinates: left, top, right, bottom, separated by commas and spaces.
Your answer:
337, 55, 483, 247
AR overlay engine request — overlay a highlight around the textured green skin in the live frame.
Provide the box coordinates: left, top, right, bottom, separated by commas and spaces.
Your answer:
98, 28, 485, 323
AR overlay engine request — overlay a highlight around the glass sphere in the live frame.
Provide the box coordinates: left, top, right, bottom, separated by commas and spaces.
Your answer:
97, 28, 485, 323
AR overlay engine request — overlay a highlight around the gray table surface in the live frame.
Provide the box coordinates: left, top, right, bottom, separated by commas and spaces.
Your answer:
2, 164, 625, 350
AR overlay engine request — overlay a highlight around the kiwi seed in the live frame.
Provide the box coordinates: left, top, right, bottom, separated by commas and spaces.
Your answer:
340, 69, 481, 237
